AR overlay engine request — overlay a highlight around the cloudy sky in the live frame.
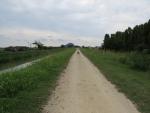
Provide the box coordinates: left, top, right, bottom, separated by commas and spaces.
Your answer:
0, 0, 150, 47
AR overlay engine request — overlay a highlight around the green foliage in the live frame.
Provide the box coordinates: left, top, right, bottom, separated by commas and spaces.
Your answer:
82, 48, 150, 113
129, 53, 150, 70
103, 20, 150, 51
143, 49, 150, 54
119, 52, 150, 71
0, 48, 75, 113
119, 56, 128, 64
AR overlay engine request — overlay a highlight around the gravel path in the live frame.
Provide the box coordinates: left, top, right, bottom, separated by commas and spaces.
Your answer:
43, 50, 140, 113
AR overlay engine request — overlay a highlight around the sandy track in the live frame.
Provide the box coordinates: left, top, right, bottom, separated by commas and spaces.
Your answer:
43, 50, 140, 113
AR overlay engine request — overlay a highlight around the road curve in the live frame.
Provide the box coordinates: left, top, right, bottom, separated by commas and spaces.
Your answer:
43, 50, 140, 113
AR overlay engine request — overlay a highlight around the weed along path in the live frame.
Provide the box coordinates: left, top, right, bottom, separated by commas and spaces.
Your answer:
43, 50, 140, 113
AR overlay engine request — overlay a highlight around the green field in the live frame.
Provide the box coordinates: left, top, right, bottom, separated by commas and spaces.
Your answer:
82, 48, 150, 113
0, 48, 75, 113
0, 48, 64, 70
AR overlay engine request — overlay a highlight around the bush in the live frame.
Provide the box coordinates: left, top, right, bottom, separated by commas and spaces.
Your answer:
130, 53, 150, 70
134, 43, 148, 52
119, 56, 127, 64
119, 52, 150, 71
142, 49, 150, 54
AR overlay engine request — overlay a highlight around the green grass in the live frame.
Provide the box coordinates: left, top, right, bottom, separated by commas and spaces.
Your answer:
81, 48, 150, 113
119, 52, 150, 71
0, 48, 64, 70
0, 48, 75, 113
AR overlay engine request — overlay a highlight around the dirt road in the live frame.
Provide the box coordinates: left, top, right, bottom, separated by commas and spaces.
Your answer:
43, 50, 140, 113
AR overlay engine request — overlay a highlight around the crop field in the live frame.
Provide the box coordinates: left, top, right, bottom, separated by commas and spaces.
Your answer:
81, 48, 150, 113
0, 48, 75, 113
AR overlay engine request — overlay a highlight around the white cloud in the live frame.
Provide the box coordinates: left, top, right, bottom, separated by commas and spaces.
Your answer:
0, 0, 150, 47
0, 28, 100, 47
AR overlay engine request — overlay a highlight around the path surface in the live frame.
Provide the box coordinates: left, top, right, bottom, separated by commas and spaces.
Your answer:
43, 50, 140, 113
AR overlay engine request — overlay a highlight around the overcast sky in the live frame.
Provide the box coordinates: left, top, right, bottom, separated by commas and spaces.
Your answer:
0, 0, 150, 47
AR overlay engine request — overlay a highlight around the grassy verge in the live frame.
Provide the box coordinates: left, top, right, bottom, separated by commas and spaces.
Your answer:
0, 48, 64, 70
0, 48, 75, 113
81, 48, 150, 113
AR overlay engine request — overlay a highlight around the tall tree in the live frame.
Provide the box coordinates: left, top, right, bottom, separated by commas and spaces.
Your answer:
102, 19, 150, 52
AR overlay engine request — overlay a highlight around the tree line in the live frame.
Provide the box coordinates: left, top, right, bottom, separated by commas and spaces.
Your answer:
102, 19, 150, 52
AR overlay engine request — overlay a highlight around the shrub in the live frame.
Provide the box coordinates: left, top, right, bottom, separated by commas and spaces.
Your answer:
119, 52, 150, 71
142, 49, 150, 54
129, 53, 150, 70
119, 56, 127, 64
